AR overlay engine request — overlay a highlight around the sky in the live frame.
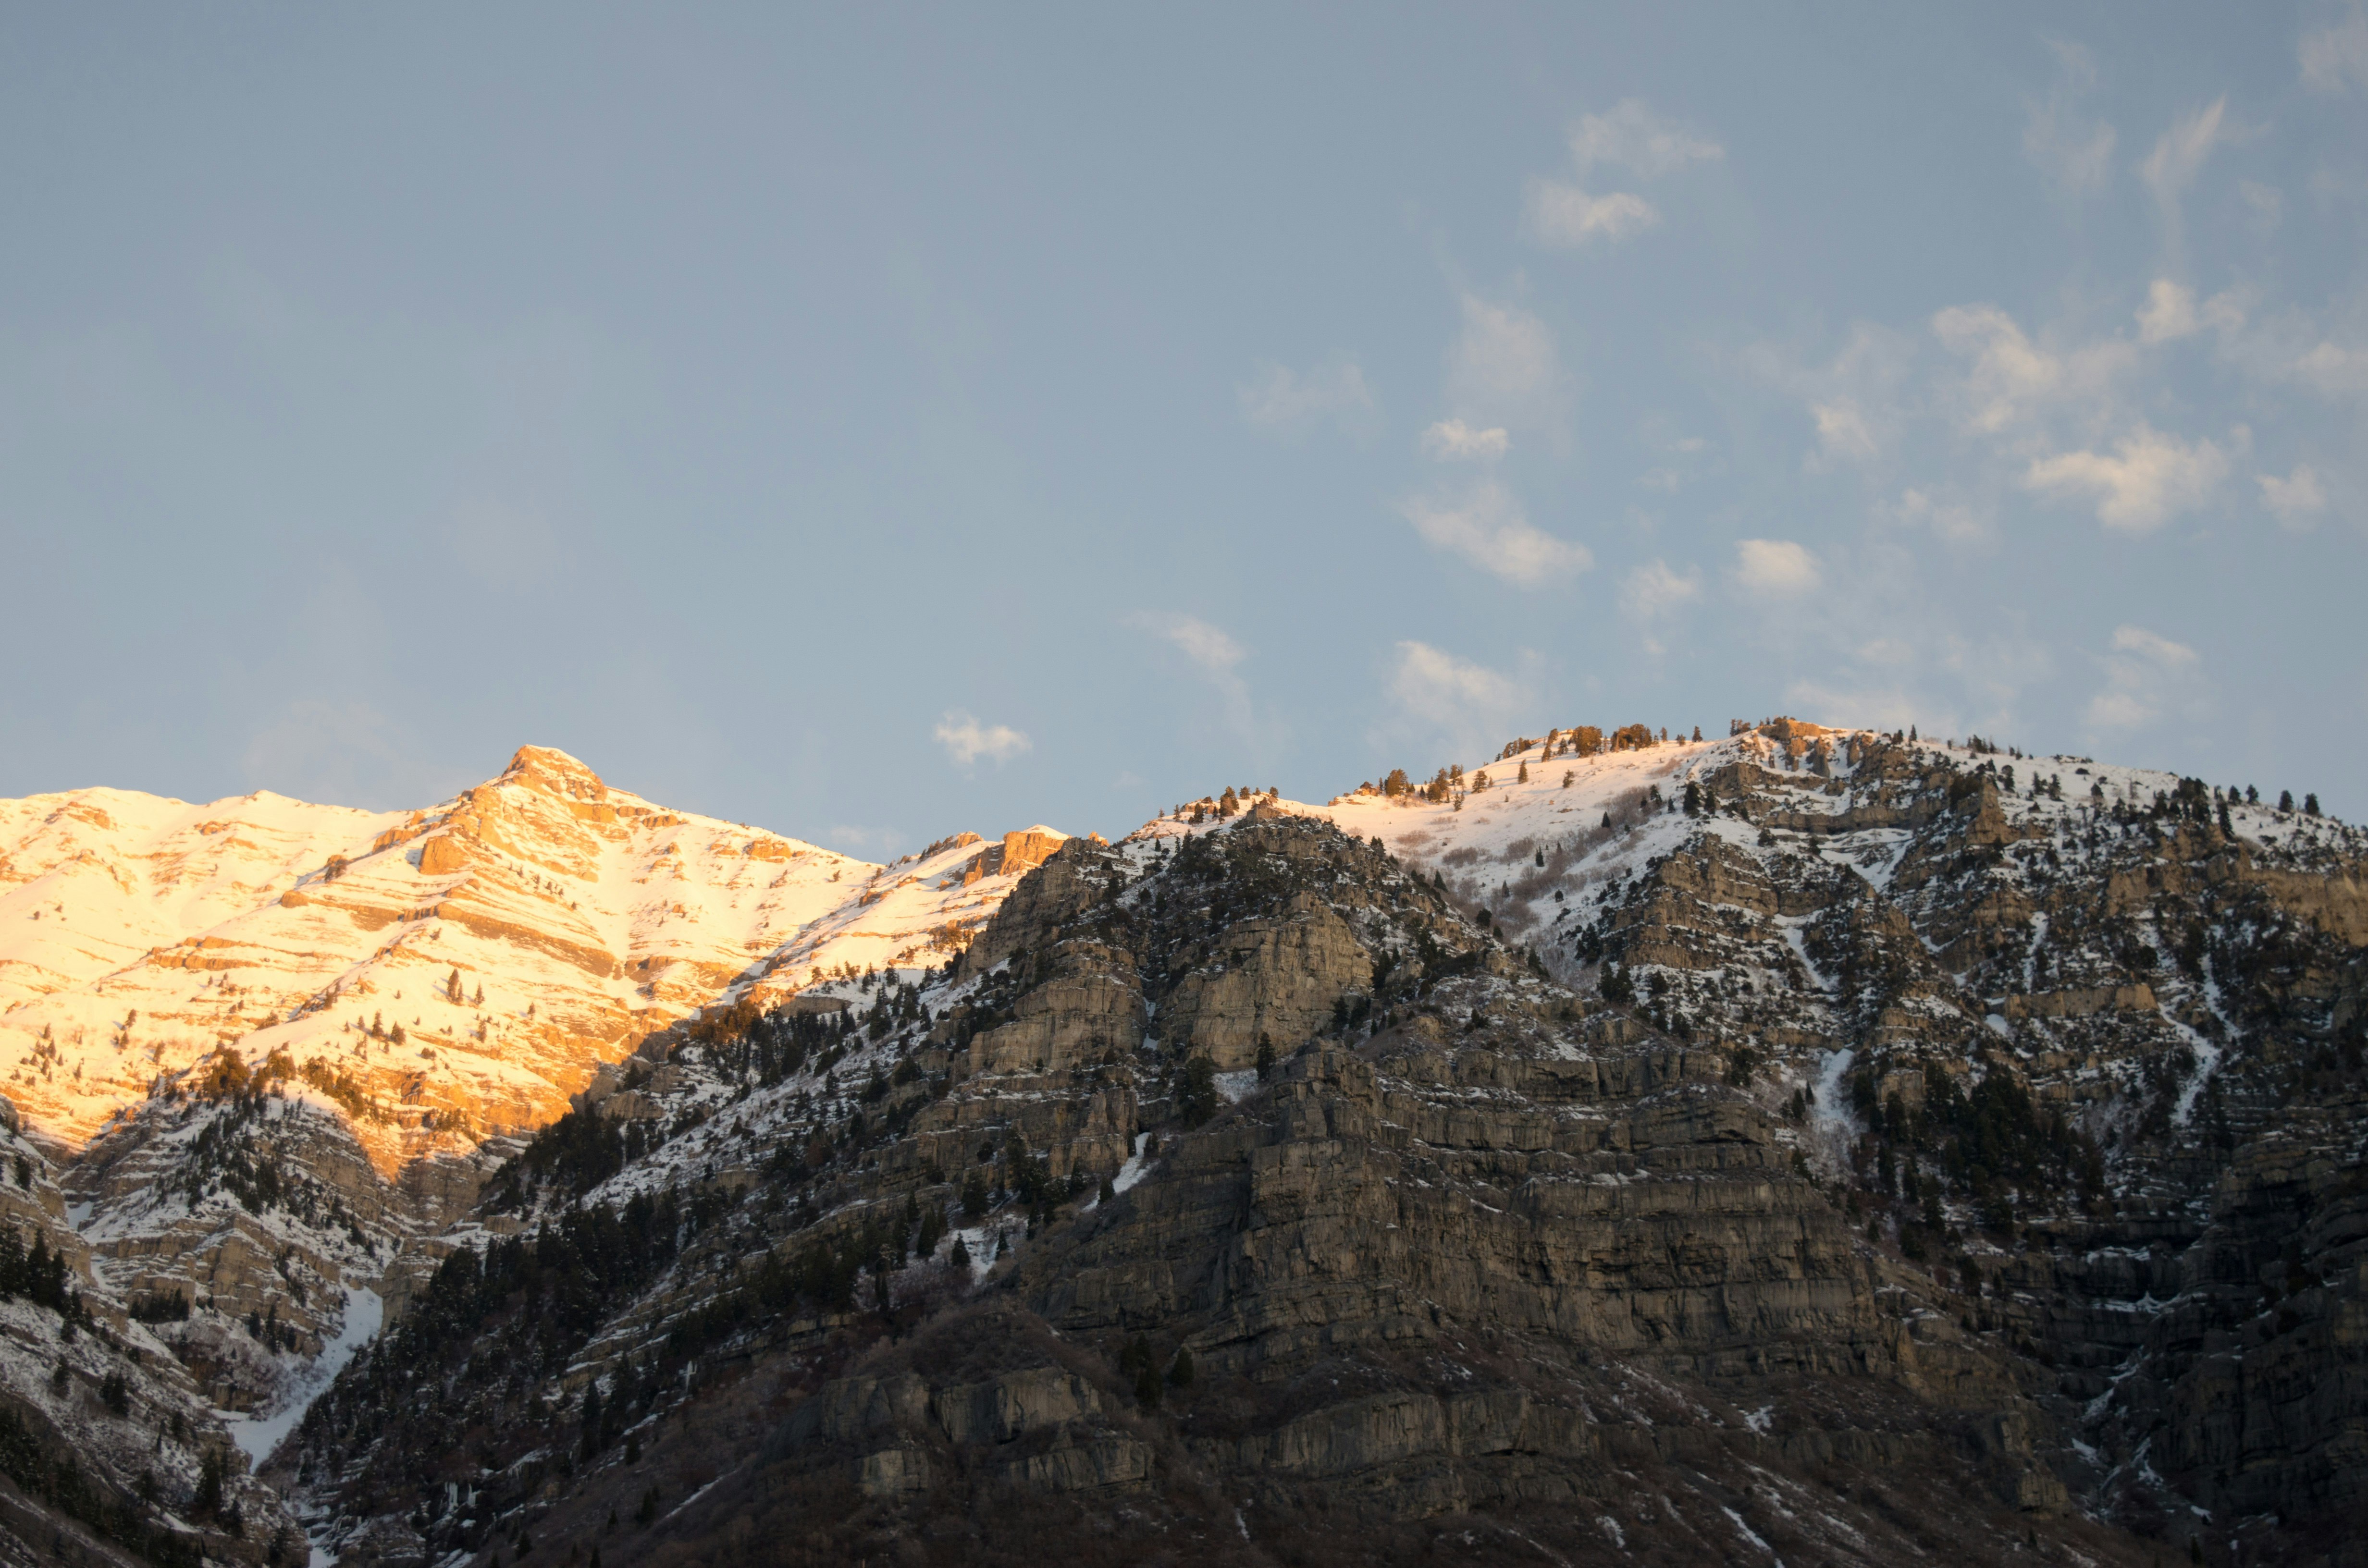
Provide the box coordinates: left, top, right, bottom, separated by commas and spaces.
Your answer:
4, 5, 2365, 847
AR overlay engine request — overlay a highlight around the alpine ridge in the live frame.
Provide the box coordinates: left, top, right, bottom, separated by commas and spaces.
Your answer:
0, 722, 2359, 1567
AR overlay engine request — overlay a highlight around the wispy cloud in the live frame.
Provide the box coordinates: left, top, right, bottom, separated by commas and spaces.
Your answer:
2134, 279, 2247, 345
1567, 99, 1724, 177
1132, 611, 1244, 675
1522, 100, 1718, 253
2022, 423, 2231, 532
2140, 96, 2241, 246
1890, 488, 1992, 548
2257, 464, 2328, 527
2023, 41, 2118, 196
1381, 641, 1530, 760
1742, 320, 1913, 470
2086, 624, 2204, 729
933, 711, 1031, 769
1235, 357, 1378, 437
1931, 301, 2135, 434
1620, 559, 1701, 618
1733, 539, 1821, 596
2292, 341, 2368, 395
1401, 479, 1591, 586
1130, 611, 1270, 747
1444, 294, 1566, 434
828, 824, 906, 857
1810, 400, 1880, 464
1420, 418, 1510, 461
2301, 8, 2368, 93
1521, 182, 1659, 247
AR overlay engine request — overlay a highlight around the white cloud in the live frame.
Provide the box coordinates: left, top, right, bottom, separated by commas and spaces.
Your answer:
1893, 488, 1992, 547
1745, 321, 1912, 470
2022, 423, 2230, 532
1931, 301, 2135, 434
1130, 611, 1260, 741
1733, 539, 1821, 596
1420, 418, 1511, 461
1384, 641, 1528, 751
1621, 559, 1701, 618
2140, 96, 2231, 211
2293, 341, 2368, 395
1810, 399, 1879, 463
2136, 280, 2199, 344
828, 825, 906, 856
933, 711, 1031, 769
2086, 625, 2203, 729
1235, 358, 1377, 436
1131, 611, 1244, 674
1400, 480, 1592, 586
2257, 465, 2328, 527
2302, 9, 2368, 92
1522, 180, 1660, 247
2023, 43, 2117, 195
1568, 99, 1724, 177
2135, 279, 2246, 343
1444, 294, 1567, 434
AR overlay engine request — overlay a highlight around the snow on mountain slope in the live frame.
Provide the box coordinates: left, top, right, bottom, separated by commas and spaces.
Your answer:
0, 747, 1062, 1167
1272, 720, 2329, 960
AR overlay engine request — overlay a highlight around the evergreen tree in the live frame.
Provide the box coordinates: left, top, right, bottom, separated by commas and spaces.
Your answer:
1517, 761, 1529, 784
1255, 1035, 1276, 1080
194, 1447, 225, 1517
1180, 1057, 1220, 1126
2305, 793, 2321, 816
1168, 1347, 1196, 1388
2280, 790, 2295, 812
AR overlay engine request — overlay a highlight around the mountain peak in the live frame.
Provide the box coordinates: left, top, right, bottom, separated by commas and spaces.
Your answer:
499, 744, 607, 799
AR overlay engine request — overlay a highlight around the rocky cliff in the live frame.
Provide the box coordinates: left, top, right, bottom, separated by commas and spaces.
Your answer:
1, 725, 2362, 1566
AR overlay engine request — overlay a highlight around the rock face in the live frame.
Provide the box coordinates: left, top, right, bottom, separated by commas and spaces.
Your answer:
277, 810, 2185, 1567
6, 724, 2364, 1567
1157, 892, 1372, 1069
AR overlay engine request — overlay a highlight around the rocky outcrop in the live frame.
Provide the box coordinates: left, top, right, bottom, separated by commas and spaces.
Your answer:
1158, 892, 1372, 1068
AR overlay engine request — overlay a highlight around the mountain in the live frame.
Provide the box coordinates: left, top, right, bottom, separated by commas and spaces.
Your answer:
0, 747, 1073, 1564
0, 724, 2362, 1566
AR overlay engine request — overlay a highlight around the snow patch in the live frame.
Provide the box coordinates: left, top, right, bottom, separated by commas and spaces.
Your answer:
223, 1284, 382, 1468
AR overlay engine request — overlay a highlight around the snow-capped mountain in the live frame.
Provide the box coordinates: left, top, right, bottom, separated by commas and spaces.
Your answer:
0, 721, 2362, 1567
0, 746, 1066, 1160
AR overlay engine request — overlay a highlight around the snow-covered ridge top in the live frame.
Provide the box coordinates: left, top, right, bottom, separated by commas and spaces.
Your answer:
0, 747, 1065, 1163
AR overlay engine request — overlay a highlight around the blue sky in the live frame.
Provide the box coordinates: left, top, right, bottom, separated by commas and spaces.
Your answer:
4, 5, 2364, 845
